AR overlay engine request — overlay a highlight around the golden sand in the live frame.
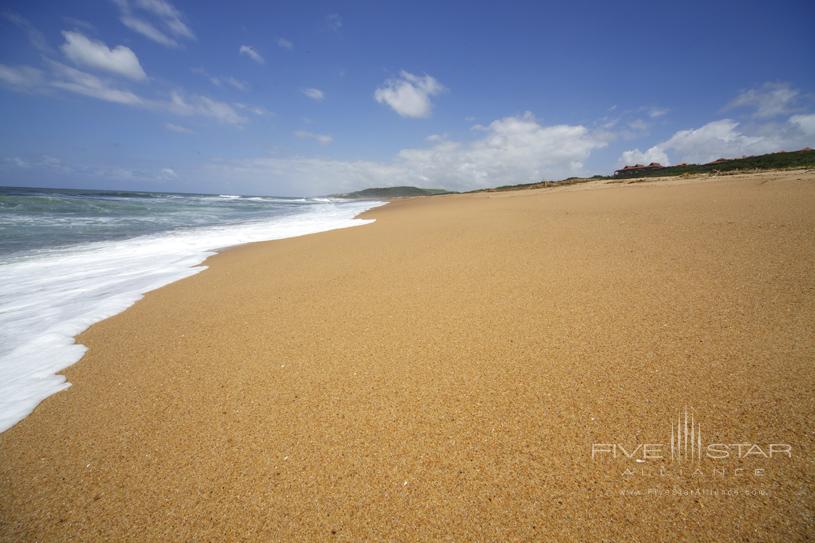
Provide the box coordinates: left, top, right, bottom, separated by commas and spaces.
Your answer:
1, 171, 814, 541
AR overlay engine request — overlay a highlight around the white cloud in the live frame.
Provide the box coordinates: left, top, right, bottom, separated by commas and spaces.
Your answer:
0, 64, 45, 90
395, 112, 604, 187
121, 16, 177, 47
789, 114, 815, 136
1, 41, 256, 128
302, 87, 324, 102
60, 31, 146, 81
204, 112, 608, 195
619, 85, 813, 166
225, 77, 248, 91
727, 82, 799, 118
374, 71, 445, 118
115, 0, 194, 47
648, 107, 669, 118
619, 115, 815, 166
652, 119, 782, 163
168, 91, 247, 125
48, 61, 145, 105
295, 130, 333, 145
239, 45, 264, 64
2, 60, 248, 126
277, 37, 294, 50
619, 146, 670, 166
135, 0, 193, 38
159, 167, 178, 180
165, 122, 193, 133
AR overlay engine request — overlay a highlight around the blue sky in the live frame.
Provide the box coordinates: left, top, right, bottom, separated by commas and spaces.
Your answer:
0, 0, 813, 196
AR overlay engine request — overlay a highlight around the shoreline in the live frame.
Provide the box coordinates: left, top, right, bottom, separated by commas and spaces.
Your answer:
0, 198, 385, 434
2, 170, 814, 541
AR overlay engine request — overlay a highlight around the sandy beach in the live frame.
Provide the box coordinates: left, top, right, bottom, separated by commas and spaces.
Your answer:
1, 171, 814, 541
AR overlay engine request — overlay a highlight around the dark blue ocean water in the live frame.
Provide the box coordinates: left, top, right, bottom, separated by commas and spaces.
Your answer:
0, 186, 336, 257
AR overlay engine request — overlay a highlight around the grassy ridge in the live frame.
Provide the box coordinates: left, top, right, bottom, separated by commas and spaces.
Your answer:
612, 149, 815, 179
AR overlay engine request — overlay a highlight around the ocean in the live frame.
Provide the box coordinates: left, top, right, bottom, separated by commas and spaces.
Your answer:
0, 186, 384, 432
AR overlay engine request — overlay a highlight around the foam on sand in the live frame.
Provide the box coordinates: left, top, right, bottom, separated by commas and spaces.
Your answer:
0, 199, 384, 432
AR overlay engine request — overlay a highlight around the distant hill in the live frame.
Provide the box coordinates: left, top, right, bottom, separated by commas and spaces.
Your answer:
335, 186, 452, 199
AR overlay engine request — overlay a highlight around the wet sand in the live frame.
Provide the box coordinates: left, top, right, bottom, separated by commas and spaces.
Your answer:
1, 171, 814, 541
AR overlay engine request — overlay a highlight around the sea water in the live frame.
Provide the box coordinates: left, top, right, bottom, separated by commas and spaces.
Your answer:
0, 186, 384, 432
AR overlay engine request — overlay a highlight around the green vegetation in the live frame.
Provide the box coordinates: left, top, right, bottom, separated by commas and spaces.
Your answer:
613, 149, 815, 179
336, 186, 453, 198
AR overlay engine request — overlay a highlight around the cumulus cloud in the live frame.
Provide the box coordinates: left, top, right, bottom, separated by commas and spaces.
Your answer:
295, 130, 333, 145
0, 64, 45, 90
727, 82, 799, 118
60, 31, 146, 80
115, 0, 194, 47
620, 116, 815, 166
239, 45, 264, 64
661, 120, 777, 161
277, 37, 294, 50
374, 71, 445, 118
302, 87, 325, 102
619, 84, 814, 166
396, 112, 605, 186
789, 113, 815, 136
204, 112, 608, 195
620, 146, 670, 166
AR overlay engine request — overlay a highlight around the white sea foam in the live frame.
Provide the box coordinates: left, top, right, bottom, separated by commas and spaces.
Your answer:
0, 199, 384, 432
